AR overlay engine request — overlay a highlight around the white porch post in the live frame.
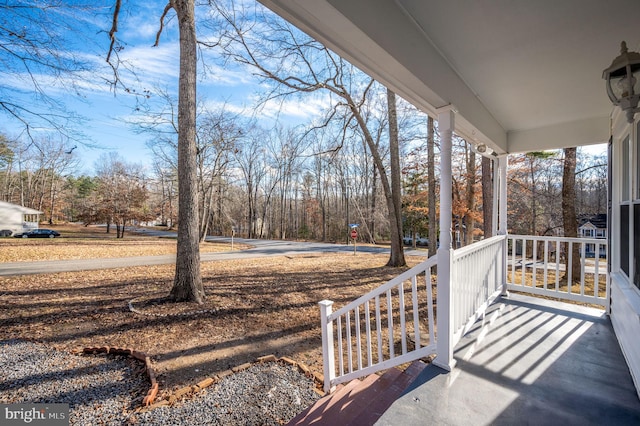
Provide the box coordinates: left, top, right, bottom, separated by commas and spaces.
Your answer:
492, 157, 499, 236
498, 154, 509, 296
434, 106, 456, 372
319, 300, 335, 393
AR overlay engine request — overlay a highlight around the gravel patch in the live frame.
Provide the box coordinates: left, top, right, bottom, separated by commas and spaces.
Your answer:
136, 363, 320, 425
0, 339, 147, 425
0, 340, 320, 425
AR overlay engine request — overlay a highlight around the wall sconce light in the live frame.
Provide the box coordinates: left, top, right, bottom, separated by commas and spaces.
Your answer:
603, 41, 640, 123
474, 144, 493, 155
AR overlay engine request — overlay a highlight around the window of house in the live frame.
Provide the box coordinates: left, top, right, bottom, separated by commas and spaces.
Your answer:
614, 121, 640, 291
617, 130, 633, 286
621, 204, 630, 277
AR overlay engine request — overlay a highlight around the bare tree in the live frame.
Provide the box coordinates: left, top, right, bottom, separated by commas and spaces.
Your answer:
196, 109, 241, 240
214, 3, 406, 265
150, 160, 178, 229
235, 131, 267, 238
1, 2, 99, 142
2, 136, 78, 215
90, 153, 150, 238
427, 116, 437, 258
508, 151, 560, 236
562, 147, 581, 283
386, 89, 405, 266
575, 149, 607, 215
108, 0, 203, 303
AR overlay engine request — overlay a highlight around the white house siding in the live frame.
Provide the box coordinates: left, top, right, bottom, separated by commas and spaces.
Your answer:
610, 274, 640, 399
0, 201, 42, 235
609, 109, 640, 399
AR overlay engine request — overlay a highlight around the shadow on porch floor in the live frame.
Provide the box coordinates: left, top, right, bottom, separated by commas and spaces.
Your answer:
376, 293, 640, 425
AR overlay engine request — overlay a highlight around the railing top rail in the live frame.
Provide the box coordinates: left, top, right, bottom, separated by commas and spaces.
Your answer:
453, 234, 506, 259
328, 255, 438, 320
508, 234, 608, 245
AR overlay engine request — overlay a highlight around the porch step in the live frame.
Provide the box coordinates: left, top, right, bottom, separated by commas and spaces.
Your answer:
287, 360, 428, 425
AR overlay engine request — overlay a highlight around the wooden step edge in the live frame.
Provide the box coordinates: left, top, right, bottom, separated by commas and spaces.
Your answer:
287, 379, 362, 425
347, 362, 428, 426
320, 375, 380, 415
324, 372, 407, 424
288, 362, 429, 426
403, 360, 429, 378
293, 375, 381, 426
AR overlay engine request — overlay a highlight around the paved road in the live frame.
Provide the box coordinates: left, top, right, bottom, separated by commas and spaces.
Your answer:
0, 229, 426, 276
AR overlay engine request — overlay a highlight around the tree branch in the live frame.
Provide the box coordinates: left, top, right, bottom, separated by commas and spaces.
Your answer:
154, 3, 173, 47
106, 0, 122, 63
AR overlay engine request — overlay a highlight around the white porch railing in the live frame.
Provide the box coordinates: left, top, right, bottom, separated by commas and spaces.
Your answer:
451, 235, 506, 346
318, 233, 608, 393
319, 256, 437, 393
506, 235, 608, 307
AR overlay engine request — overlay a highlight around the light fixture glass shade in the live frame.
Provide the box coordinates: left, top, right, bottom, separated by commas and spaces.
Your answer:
603, 41, 640, 122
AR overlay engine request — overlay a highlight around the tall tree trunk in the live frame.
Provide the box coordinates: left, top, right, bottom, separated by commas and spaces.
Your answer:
369, 165, 377, 243
481, 156, 493, 238
427, 116, 437, 258
49, 178, 56, 225
562, 147, 581, 283
200, 185, 213, 242
346, 90, 404, 265
529, 158, 537, 235
170, 0, 204, 303
386, 89, 406, 267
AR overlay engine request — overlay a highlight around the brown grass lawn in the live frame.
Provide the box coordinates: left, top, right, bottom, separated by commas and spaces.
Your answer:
0, 248, 422, 397
0, 224, 250, 262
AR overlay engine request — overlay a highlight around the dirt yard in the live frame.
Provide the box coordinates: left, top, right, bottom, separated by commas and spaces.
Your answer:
0, 236, 422, 397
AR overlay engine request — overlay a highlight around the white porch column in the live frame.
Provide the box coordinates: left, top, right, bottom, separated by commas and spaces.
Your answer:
434, 106, 456, 372
498, 154, 509, 296
498, 155, 508, 235
492, 157, 499, 236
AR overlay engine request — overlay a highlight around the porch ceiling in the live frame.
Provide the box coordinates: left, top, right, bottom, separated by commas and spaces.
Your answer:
258, 0, 640, 154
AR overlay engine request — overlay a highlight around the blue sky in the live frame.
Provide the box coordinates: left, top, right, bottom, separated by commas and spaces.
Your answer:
1, 1, 606, 175
1, 1, 326, 175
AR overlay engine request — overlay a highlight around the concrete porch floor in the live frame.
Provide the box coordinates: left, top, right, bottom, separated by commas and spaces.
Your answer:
376, 293, 640, 425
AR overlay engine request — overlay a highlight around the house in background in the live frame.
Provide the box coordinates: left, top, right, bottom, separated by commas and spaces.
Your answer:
0, 201, 42, 236
578, 214, 607, 257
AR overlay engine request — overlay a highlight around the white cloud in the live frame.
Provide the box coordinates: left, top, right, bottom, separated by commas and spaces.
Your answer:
119, 43, 180, 83
252, 93, 331, 121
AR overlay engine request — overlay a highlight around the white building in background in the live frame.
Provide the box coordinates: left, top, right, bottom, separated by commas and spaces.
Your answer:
578, 214, 608, 258
0, 201, 42, 236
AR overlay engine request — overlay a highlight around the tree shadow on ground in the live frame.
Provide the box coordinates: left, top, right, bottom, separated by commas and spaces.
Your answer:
0, 253, 423, 391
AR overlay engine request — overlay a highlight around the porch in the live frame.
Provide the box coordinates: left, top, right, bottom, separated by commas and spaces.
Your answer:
377, 293, 640, 425
253, 0, 640, 422
308, 233, 640, 423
